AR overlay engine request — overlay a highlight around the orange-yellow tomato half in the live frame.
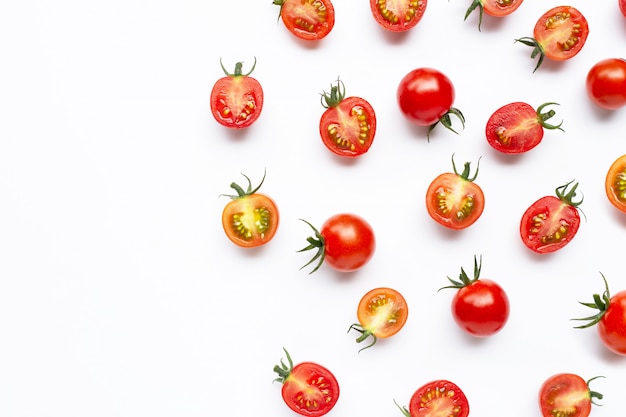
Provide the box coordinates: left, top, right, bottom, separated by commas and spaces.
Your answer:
605, 154, 626, 214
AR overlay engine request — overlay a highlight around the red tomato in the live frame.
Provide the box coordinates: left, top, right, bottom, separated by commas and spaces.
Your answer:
440, 256, 509, 337
538, 373, 604, 417
299, 213, 376, 273
221, 171, 279, 247
574, 273, 626, 356
210, 58, 264, 129
273, 348, 340, 417
348, 287, 409, 351
464, 0, 524, 31
397, 68, 464, 138
586, 58, 626, 110
605, 154, 626, 213
319, 79, 377, 157
515, 6, 589, 72
274, 0, 335, 40
425, 156, 485, 230
519, 181, 583, 254
621, 0, 626, 17
396, 380, 470, 417
370, 0, 427, 32
485, 102, 563, 154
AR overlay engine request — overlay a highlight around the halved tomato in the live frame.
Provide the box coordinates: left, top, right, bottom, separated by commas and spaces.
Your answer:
605, 154, 626, 213
396, 379, 470, 417
274, 0, 335, 40
465, 0, 524, 31
539, 373, 603, 417
370, 0, 427, 32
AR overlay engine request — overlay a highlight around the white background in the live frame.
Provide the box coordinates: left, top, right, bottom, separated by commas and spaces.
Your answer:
1, 1, 626, 416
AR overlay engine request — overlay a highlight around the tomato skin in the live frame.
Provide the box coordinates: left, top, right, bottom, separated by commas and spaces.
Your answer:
452, 279, 509, 337
539, 374, 593, 417
465, 0, 524, 30
397, 68, 454, 126
370, 0, 427, 32
586, 58, 626, 110
408, 380, 469, 417
620, 0, 626, 17
274, 0, 335, 41
605, 154, 626, 213
210, 60, 264, 129
598, 290, 626, 355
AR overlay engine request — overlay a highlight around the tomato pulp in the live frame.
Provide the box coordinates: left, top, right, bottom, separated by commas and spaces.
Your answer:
274, 0, 335, 40
539, 373, 603, 417
605, 154, 626, 213
370, 0, 427, 32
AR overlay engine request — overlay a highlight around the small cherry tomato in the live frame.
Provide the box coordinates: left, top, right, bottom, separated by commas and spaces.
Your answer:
586, 58, 626, 110
348, 287, 409, 352
396, 379, 470, 417
605, 154, 626, 213
210, 58, 264, 129
397, 67, 464, 138
519, 181, 583, 254
440, 255, 510, 337
299, 213, 376, 274
319, 79, 377, 157
573, 273, 626, 356
425, 156, 485, 230
370, 0, 427, 32
464, 0, 524, 31
221, 171, 279, 248
485, 102, 563, 154
273, 0, 335, 41
538, 373, 604, 417
515, 6, 589, 72
273, 348, 340, 417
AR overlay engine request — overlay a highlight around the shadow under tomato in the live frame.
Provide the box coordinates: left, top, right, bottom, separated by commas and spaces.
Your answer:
219, 124, 257, 141
376, 26, 413, 46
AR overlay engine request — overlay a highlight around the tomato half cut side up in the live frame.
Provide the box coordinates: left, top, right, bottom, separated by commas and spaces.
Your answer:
605, 154, 626, 213
396, 379, 470, 417
273, 348, 340, 417
515, 6, 589, 72
465, 0, 524, 31
370, 0, 427, 32
538, 373, 604, 417
274, 0, 335, 41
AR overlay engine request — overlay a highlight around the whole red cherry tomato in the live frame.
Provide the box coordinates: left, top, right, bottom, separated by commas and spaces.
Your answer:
485, 102, 563, 154
465, 0, 524, 31
210, 58, 264, 129
440, 255, 510, 337
370, 0, 427, 32
539, 373, 604, 417
397, 67, 464, 138
586, 58, 626, 110
273, 0, 335, 40
605, 154, 626, 213
515, 6, 589, 72
319, 79, 377, 157
573, 273, 626, 356
519, 181, 583, 254
273, 348, 340, 417
425, 156, 485, 230
299, 213, 376, 273
396, 379, 470, 417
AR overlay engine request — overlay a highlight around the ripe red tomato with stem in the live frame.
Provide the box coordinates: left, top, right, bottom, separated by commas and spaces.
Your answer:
273, 0, 335, 41
439, 255, 510, 337
538, 373, 604, 417
425, 155, 485, 230
299, 213, 376, 274
273, 348, 340, 417
395, 379, 470, 417
586, 58, 626, 110
348, 287, 408, 352
464, 0, 524, 31
221, 170, 279, 248
605, 154, 626, 213
519, 180, 583, 254
370, 0, 427, 32
515, 6, 589, 72
319, 79, 377, 157
210, 58, 263, 129
397, 67, 464, 139
573, 273, 626, 356
485, 101, 563, 154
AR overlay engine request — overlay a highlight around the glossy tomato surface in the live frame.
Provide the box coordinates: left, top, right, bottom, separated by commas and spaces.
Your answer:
409, 380, 469, 417
605, 154, 626, 213
586, 58, 626, 110
533, 6, 588, 61
370, 0, 427, 32
452, 279, 509, 337
320, 213, 375, 271
397, 68, 455, 126
539, 373, 594, 417
275, 0, 335, 40
598, 290, 626, 355
210, 60, 264, 129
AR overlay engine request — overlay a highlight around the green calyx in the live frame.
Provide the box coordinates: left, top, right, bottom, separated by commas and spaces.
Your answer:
464, 0, 485, 31
272, 347, 294, 384
451, 153, 480, 182
586, 376, 606, 406
347, 323, 377, 353
320, 79, 346, 109
555, 180, 583, 208
297, 219, 326, 274
221, 169, 266, 200
220, 57, 257, 77
514, 37, 545, 73
572, 273, 611, 329
536, 102, 564, 131
394, 399, 411, 417
439, 255, 482, 291
428, 107, 465, 140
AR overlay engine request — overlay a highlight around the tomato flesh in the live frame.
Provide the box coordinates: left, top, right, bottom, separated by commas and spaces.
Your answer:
222, 194, 279, 247
605, 155, 626, 213
409, 380, 469, 417
586, 58, 626, 110
283, 362, 340, 417
485, 102, 544, 153
426, 172, 485, 230
357, 287, 408, 339
211, 76, 263, 129
519, 195, 580, 254
533, 6, 588, 61
598, 290, 626, 355
482, 0, 523, 17
539, 373, 592, 417
320, 96, 376, 157
370, 0, 427, 32
452, 279, 510, 337
278, 0, 335, 40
